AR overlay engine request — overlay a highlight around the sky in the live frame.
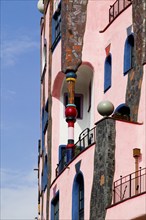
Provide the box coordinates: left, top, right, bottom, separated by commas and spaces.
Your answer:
1, 0, 41, 219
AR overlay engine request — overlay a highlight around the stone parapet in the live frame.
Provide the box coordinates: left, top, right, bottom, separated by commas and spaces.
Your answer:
90, 118, 116, 220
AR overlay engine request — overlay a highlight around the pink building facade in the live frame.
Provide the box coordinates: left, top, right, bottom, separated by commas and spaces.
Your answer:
37, 0, 146, 219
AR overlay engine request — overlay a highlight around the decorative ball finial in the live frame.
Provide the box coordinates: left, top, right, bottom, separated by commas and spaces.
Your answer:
65, 104, 78, 122
37, 0, 44, 14
97, 100, 114, 117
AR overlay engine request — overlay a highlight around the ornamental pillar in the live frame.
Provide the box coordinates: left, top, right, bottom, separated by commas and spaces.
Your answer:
65, 71, 78, 160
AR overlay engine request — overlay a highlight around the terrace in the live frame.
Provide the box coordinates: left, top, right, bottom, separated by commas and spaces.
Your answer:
109, 0, 132, 23
100, 0, 132, 32
55, 126, 96, 177
111, 167, 146, 205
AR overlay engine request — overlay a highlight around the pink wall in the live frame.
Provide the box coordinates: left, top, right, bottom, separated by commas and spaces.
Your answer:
114, 120, 145, 180
51, 96, 62, 181
106, 194, 146, 219
83, 2, 133, 123
49, 145, 95, 220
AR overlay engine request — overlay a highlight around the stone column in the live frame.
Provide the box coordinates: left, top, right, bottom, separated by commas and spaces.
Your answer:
90, 118, 116, 220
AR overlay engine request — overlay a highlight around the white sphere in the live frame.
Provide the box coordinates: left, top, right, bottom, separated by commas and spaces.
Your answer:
37, 0, 44, 14
97, 100, 114, 117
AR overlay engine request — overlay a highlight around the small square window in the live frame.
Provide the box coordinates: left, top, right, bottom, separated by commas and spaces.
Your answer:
64, 93, 83, 119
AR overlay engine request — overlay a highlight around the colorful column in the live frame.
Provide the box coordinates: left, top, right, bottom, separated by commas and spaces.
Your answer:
65, 71, 78, 160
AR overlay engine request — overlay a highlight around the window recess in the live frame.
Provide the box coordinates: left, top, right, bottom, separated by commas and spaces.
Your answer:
64, 93, 83, 119
51, 2, 61, 52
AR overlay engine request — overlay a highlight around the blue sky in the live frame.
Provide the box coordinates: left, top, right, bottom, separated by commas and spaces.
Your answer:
1, 0, 41, 218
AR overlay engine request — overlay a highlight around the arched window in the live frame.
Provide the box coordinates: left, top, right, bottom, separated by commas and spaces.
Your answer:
124, 34, 134, 75
104, 54, 112, 93
112, 103, 131, 121
72, 173, 84, 220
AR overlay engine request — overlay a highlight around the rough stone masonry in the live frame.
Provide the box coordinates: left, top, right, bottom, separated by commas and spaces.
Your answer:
61, 0, 88, 73
126, 0, 146, 122
90, 118, 116, 220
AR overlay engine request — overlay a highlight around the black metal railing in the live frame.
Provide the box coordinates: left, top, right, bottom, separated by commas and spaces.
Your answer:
56, 127, 96, 177
109, 0, 132, 23
113, 167, 146, 204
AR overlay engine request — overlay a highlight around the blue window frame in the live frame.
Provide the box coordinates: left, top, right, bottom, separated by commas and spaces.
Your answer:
58, 145, 67, 173
42, 155, 48, 192
41, 109, 45, 153
72, 173, 84, 220
41, 100, 48, 153
51, 192, 59, 220
123, 34, 134, 75
42, 100, 48, 135
104, 54, 112, 93
41, 39, 47, 81
52, 2, 61, 52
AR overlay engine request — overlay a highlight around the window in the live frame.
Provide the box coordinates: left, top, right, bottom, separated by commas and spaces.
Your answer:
104, 54, 112, 93
79, 177, 84, 219
51, 192, 59, 220
52, 2, 61, 51
41, 40, 47, 81
88, 81, 92, 112
42, 99, 48, 135
112, 103, 130, 121
58, 145, 67, 172
41, 112, 45, 152
42, 155, 48, 192
64, 93, 83, 119
72, 173, 84, 220
124, 34, 134, 75
42, 43, 47, 72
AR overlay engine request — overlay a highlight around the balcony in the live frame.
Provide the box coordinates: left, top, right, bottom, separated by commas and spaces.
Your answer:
112, 167, 146, 205
55, 127, 96, 177
109, 0, 132, 23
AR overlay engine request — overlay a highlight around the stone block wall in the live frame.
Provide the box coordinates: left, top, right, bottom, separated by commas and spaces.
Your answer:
90, 118, 116, 220
61, 0, 88, 73
126, 0, 146, 121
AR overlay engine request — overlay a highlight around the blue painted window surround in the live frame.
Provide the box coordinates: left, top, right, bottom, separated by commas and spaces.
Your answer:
58, 145, 67, 173
41, 39, 47, 80
72, 173, 84, 220
41, 100, 48, 153
51, 192, 59, 220
104, 54, 112, 93
124, 34, 134, 75
42, 155, 48, 192
52, 2, 61, 52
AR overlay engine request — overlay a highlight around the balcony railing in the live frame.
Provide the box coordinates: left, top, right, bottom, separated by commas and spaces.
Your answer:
113, 167, 146, 204
109, 0, 132, 23
56, 127, 96, 177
